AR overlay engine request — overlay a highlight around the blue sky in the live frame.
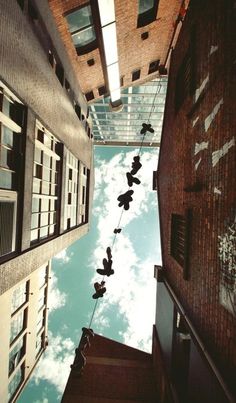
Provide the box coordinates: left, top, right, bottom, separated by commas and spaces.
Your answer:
18, 146, 161, 403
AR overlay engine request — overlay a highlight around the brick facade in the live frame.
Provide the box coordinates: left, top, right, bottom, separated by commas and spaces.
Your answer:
157, 0, 236, 398
62, 333, 159, 402
48, 0, 185, 100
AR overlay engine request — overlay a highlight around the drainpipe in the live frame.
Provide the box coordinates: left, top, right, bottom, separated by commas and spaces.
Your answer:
164, 278, 235, 403
164, 1, 190, 69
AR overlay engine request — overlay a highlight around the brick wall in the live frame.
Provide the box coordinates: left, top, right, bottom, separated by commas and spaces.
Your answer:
48, 0, 184, 100
62, 334, 158, 402
158, 0, 236, 394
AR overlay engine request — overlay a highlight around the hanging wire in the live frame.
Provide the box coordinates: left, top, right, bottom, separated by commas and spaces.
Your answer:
88, 299, 99, 328
86, 79, 164, 329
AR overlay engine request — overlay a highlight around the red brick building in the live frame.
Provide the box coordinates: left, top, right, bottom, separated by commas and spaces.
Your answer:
155, 0, 236, 401
48, 0, 187, 103
62, 333, 159, 402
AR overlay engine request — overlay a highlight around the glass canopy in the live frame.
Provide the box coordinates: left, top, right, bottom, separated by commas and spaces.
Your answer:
90, 77, 168, 146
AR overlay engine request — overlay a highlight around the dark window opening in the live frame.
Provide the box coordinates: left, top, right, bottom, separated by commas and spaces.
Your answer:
68, 168, 72, 180
137, 0, 159, 28
65, 79, 70, 91
98, 85, 107, 96
55, 63, 64, 86
48, 51, 55, 67
68, 193, 72, 205
16, 0, 24, 10
132, 69, 141, 82
85, 169, 90, 223
120, 76, 124, 87
35, 164, 42, 179
37, 130, 44, 143
67, 218, 71, 229
170, 211, 191, 279
85, 91, 94, 102
82, 186, 85, 204
141, 31, 149, 40
175, 33, 195, 111
148, 59, 160, 74
87, 58, 95, 66
75, 103, 81, 120
28, 0, 38, 20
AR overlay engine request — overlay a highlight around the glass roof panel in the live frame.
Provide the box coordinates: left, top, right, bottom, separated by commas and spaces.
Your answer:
90, 77, 168, 145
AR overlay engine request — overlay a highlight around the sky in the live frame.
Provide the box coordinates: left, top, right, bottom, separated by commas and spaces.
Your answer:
18, 146, 162, 403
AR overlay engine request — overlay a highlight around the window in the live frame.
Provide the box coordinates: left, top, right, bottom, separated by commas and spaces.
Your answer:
0, 83, 25, 259
8, 364, 24, 402
38, 263, 48, 288
10, 310, 27, 344
137, 0, 159, 28
85, 91, 94, 102
9, 337, 25, 376
65, 5, 97, 55
75, 103, 81, 120
36, 309, 45, 334
11, 282, 28, 314
55, 62, 64, 86
148, 59, 160, 74
31, 122, 62, 244
63, 150, 79, 231
0, 85, 24, 190
87, 58, 95, 66
36, 332, 44, 356
0, 191, 17, 257
132, 69, 141, 82
175, 35, 196, 111
170, 211, 191, 278
38, 287, 47, 311
78, 163, 90, 224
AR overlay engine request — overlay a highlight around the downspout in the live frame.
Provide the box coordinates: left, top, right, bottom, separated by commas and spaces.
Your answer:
164, 278, 235, 403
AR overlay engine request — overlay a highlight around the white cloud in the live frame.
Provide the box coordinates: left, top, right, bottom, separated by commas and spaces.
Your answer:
32, 331, 75, 394
48, 271, 67, 313
93, 149, 158, 243
91, 234, 156, 352
54, 249, 71, 264
90, 150, 158, 352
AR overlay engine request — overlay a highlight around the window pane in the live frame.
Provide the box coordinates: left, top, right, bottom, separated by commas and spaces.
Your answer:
40, 212, 49, 226
33, 179, 40, 193
31, 213, 39, 229
139, 0, 154, 14
66, 6, 93, 33
30, 229, 38, 241
34, 148, 42, 164
0, 168, 13, 189
32, 197, 40, 213
72, 26, 96, 47
0, 146, 14, 170
41, 198, 49, 212
11, 283, 27, 314
40, 226, 48, 238
38, 265, 47, 288
10, 311, 24, 343
8, 366, 24, 401
2, 126, 14, 147
9, 337, 24, 376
